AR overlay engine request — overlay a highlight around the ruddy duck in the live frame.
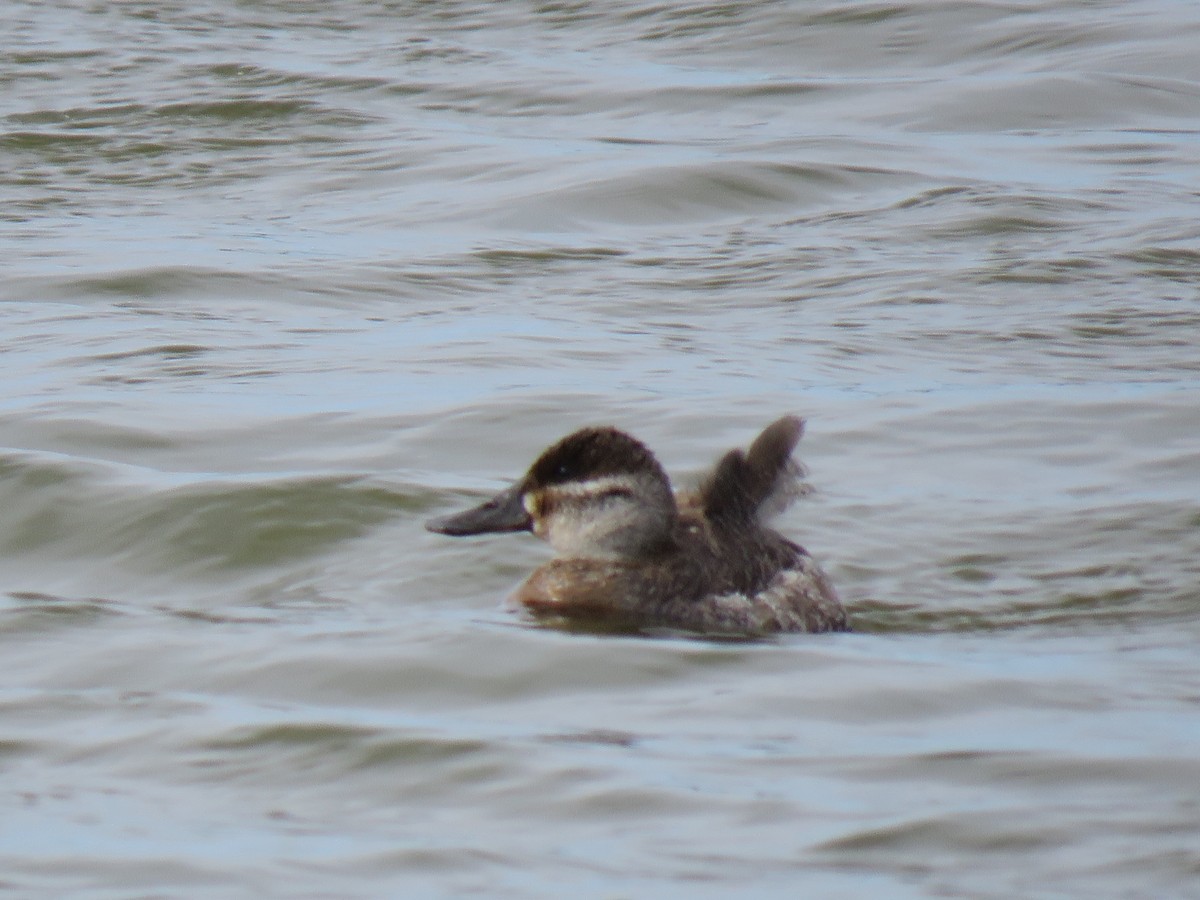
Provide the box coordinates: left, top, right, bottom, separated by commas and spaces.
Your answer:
426, 416, 848, 636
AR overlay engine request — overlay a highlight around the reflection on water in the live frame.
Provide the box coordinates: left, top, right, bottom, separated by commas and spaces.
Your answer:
2, 0, 1200, 896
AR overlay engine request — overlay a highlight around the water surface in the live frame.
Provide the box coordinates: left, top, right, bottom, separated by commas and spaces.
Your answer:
3, 1, 1200, 896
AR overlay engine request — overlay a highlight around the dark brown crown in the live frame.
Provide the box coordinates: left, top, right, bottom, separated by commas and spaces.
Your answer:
526, 427, 669, 488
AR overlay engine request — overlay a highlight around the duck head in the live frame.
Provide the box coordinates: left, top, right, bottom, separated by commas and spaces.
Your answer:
426, 426, 677, 560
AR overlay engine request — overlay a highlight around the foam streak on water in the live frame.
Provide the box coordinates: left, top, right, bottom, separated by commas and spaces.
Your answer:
2, 1, 1200, 897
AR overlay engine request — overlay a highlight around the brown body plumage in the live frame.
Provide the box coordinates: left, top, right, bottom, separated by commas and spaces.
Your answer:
426, 416, 848, 636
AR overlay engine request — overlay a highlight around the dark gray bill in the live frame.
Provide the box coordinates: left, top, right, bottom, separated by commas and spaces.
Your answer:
425, 483, 532, 536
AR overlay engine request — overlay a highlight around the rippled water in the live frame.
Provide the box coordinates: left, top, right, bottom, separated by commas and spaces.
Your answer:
3, 1, 1200, 896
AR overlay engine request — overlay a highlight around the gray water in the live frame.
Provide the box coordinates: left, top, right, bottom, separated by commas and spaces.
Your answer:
3, 1, 1200, 897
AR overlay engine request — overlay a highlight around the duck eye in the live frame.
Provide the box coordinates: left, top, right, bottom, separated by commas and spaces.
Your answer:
554, 463, 571, 479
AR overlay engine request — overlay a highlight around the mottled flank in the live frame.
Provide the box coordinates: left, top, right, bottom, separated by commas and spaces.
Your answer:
515, 544, 846, 635
428, 417, 848, 636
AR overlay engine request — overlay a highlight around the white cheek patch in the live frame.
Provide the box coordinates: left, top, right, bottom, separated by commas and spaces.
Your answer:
545, 505, 590, 552
538, 476, 665, 558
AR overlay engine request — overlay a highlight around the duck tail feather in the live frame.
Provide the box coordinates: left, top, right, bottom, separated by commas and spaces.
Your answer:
701, 416, 806, 525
